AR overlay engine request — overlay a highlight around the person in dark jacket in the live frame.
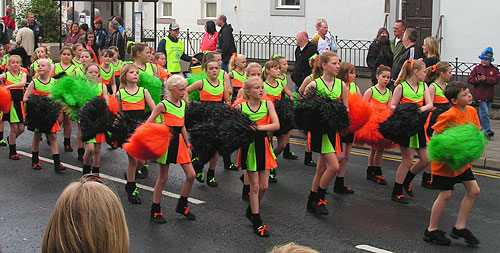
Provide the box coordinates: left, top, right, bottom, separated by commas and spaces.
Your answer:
104, 20, 125, 60
292, 30, 318, 91
27, 13, 42, 50
367, 28, 391, 84
93, 18, 107, 51
468, 47, 499, 138
215, 14, 236, 72
392, 28, 425, 80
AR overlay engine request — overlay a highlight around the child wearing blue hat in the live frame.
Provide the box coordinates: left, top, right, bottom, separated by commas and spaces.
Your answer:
467, 47, 499, 138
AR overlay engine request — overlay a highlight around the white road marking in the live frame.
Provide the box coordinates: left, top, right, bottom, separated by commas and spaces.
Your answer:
355, 245, 394, 253
17, 151, 206, 205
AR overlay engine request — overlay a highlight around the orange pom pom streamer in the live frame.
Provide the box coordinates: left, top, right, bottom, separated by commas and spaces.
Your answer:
354, 102, 397, 150
123, 123, 172, 161
0, 86, 11, 113
107, 95, 119, 115
347, 94, 372, 132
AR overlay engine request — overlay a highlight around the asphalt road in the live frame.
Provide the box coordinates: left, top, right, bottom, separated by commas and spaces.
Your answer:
1, 124, 500, 253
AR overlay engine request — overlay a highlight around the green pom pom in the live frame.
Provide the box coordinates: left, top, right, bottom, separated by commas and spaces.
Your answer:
138, 73, 163, 107
50, 76, 100, 120
428, 124, 487, 171
186, 73, 207, 102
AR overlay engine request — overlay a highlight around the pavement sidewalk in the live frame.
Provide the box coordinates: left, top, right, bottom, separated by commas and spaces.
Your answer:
290, 119, 500, 171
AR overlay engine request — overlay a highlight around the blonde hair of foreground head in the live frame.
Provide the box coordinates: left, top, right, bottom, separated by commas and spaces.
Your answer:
42, 178, 129, 253
269, 242, 320, 253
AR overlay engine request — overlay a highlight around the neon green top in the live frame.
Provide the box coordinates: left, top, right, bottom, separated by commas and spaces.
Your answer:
54, 63, 76, 76
370, 86, 390, 104
400, 80, 425, 105
314, 77, 342, 100
138, 62, 155, 76
241, 100, 269, 124
348, 82, 357, 94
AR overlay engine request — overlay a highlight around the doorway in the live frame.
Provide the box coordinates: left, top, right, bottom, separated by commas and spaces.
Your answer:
402, 0, 432, 45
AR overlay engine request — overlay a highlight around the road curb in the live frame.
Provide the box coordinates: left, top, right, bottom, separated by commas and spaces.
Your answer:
289, 130, 500, 171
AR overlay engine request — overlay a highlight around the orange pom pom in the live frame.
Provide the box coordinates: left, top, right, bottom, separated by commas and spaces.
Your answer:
0, 86, 11, 113
354, 102, 397, 150
347, 94, 372, 132
231, 97, 247, 108
123, 123, 172, 161
107, 95, 119, 115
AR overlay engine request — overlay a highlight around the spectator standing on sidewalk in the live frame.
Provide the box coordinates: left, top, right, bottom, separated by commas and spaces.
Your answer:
64, 23, 82, 45
16, 19, 35, 59
2, 9, 15, 40
200, 21, 218, 52
292, 30, 318, 92
423, 36, 440, 67
156, 23, 198, 74
391, 20, 407, 69
391, 28, 425, 80
104, 20, 125, 60
93, 18, 107, 51
215, 14, 236, 72
468, 47, 499, 138
311, 20, 338, 54
367, 28, 391, 84
27, 13, 42, 50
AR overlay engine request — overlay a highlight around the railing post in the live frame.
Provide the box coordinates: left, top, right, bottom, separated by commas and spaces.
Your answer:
455, 57, 459, 81
239, 31, 242, 53
268, 32, 272, 58
187, 28, 190, 55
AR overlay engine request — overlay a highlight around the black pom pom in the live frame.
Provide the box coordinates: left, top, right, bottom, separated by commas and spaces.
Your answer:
273, 98, 295, 135
25, 95, 61, 133
109, 114, 143, 147
80, 97, 114, 142
188, 120, 219, 164
216, 108, 257, 155
295, 97, 350, 134
379, 103, 428, 143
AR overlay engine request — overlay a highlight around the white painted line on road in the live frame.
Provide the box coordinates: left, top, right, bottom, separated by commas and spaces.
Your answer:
355, 245, 394, 253
17, 151, 206, 205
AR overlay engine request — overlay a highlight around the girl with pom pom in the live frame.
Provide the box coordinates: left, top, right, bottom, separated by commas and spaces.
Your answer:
236, 77, 280, 237
273, 55, 299, 162
145, 75, 197, 223
335, 62, 361, 194
238, 62, 263, 200
263, 59, 295, 183
298, 54, 320, 167
30, 46, 53, 76
82, 63, 109, 177
71, 44, 84, 69
127, 42, 159, 78
303, 51, 348, 215
186, 56, 230, 186
116, 63, 156, 204
23, 59, 66, 172
423, 81, 481, 246
54, 46, 77, 153
109, 46, 123, 90
74, 50, 93, 79
361, 65, 393, 186
390, 59, 433, 204
229, 53, 247, 102
420, 62, 453, 189
100, 49, 117, 95
0, 55, 27, 160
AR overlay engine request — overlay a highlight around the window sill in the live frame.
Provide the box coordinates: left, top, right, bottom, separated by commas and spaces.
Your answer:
197, 18, 216, 25
157, 17, 176, 24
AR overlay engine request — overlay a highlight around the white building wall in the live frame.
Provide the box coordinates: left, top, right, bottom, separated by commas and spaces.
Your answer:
439, 0, 500, 63
221, 0, 387, 40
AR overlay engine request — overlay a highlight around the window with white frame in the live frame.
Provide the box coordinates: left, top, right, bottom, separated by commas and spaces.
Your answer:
162, 1, 172, 17
205, 0, 217, 18
276, 0, 300, 9
271, 0, 304, 16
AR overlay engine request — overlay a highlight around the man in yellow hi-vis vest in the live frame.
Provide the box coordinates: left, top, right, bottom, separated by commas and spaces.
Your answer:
156, 23, 198, 74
